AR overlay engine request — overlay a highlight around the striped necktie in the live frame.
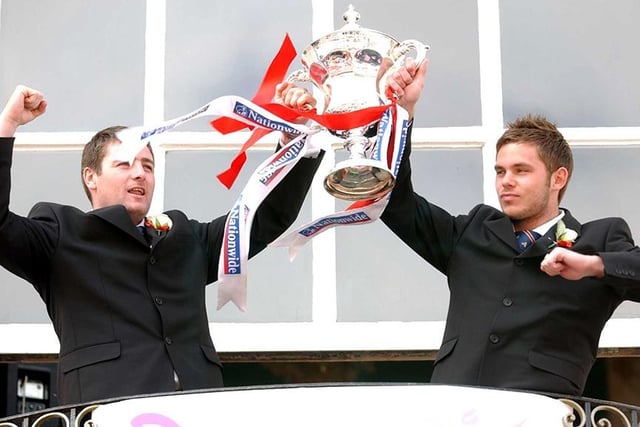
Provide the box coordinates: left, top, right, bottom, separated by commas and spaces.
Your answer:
515, 230, 541, 252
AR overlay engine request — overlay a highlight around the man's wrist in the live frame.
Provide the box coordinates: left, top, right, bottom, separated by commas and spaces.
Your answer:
590, 255, 605, 278
0, 115, 19, 137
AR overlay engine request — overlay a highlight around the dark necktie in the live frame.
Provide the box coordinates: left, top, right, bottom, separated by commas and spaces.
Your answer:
137, 225, 151, 245
515, 230, 541, 252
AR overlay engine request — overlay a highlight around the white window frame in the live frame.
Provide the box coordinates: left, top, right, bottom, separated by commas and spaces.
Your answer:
3, 0, 640, 358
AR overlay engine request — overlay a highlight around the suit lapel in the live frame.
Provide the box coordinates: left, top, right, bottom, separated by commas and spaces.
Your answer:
523, 209, 583, 258
90, 205, 148, 246
554, 209, 585, 251
485, 215, 520, 252
523, 229, 554, 258
559, 209, 582, 237
484, 209, 584, 258
146, 228, 168, 247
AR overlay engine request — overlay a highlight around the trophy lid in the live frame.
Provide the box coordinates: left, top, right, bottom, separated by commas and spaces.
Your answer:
341, 4, 361, 31
299, 5, 400, 72
334, 4, 394, 37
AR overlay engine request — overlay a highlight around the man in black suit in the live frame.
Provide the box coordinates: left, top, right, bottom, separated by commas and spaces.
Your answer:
0, 84, 321, 404
381, 59, 640, 395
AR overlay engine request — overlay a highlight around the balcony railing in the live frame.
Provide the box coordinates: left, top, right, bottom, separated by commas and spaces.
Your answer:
0, 383, 639, 427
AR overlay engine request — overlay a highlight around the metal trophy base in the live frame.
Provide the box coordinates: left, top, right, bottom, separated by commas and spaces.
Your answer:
324, 158, 395, 201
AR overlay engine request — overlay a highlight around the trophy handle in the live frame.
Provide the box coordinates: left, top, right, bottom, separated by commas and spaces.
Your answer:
392, 39, 430, 67
377, 40, 430, 99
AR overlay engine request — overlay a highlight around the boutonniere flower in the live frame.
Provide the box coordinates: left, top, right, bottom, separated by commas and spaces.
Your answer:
144, 213, 172, 232
548, 219, 578, 249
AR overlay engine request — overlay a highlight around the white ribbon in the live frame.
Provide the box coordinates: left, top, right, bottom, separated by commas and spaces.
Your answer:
115, 97, 325, 312
270, 106, 411, 260
216, 132, 321, 311
114, 96, 322, 163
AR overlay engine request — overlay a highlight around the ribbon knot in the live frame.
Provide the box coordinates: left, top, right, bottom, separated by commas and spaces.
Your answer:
515, 230, 541, 252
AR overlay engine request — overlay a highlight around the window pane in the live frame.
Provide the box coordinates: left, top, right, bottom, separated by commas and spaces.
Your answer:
501, 0, 640, 127
165, 0, 312, 131
336, 148, 484, 321
0, 0, 145, 131
333, 0, 482, 127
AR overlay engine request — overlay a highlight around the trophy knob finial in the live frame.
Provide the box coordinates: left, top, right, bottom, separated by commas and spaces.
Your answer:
342, 5, 360, 27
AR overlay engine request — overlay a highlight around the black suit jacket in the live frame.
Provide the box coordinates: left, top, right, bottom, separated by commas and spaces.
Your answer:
381, 127, 640, 395
0, 139, 322, 404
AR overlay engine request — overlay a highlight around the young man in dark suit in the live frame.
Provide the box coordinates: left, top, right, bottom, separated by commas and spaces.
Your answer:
0, 85, 320, 404
381, 59, 640, 395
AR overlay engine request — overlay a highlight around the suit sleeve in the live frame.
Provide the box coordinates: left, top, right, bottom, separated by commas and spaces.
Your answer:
248, 154, 324, 256
595, 217, 640, 301
202, 152, 325, 282
0, 139, 57, 290
0, 138, 15, 226
380, 124, 461, 274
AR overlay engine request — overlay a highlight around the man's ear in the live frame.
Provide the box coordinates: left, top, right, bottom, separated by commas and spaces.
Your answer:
551, 167, 569, 191
82, 167, 97, 189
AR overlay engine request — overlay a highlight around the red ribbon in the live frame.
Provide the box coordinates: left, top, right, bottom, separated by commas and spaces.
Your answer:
347, 199, 376, 210
211, 34, 298, 135
387, 104, 398, 166
212, 34, 390, 189
216, 128, 271, 189
213, 34, 301, 189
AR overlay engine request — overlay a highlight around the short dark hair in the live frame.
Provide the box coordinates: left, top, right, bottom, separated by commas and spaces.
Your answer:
496, 114, 573, 202
80, 126, 153, 202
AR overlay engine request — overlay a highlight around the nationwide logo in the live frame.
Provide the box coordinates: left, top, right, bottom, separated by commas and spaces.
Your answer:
257, 138, 306, 185
299, 212, 371, 237
233, 102, 300, 135
223, 203, 241, 275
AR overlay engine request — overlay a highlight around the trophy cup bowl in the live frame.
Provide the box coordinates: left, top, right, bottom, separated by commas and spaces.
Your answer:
288, 5, 429, 200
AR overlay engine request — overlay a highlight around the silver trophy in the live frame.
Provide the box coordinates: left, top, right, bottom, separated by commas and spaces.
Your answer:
288, 5, 429, 200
